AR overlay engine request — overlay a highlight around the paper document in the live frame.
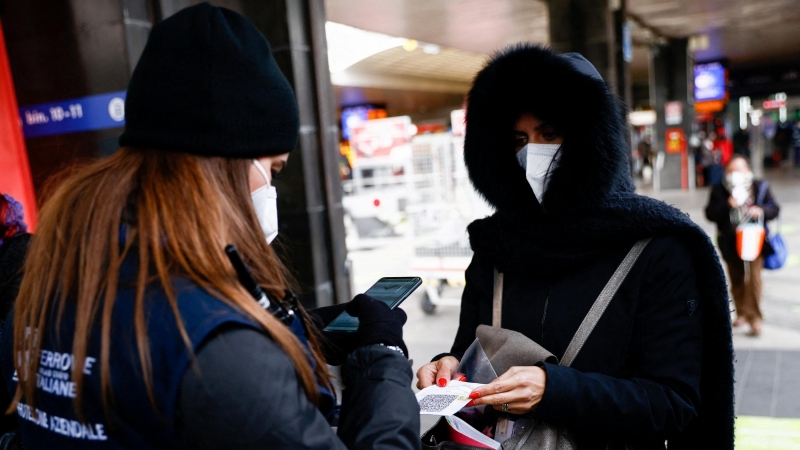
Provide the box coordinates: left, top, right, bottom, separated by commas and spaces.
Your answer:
445, 415, 500, 449
416, 380, 484, 416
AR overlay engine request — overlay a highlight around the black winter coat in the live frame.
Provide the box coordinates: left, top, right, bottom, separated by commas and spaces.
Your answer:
451, 236, 702, 449
704, 180, 780, 263
449, 44, 734, 449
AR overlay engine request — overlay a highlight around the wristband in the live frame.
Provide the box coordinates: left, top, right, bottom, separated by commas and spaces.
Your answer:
380, 343, 406, 358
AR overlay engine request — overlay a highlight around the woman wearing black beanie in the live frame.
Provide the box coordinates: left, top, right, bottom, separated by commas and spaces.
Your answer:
0, 4, 418, 449
417, 45, 734, 449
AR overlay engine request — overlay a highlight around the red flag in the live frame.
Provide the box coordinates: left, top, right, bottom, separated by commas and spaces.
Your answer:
0, 18, 37, 231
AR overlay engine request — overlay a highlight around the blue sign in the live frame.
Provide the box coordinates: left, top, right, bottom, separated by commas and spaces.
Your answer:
622, 24, 632, 63
19, 91, 126, 138
694, 62, 726, 102
341, 105, 371, 141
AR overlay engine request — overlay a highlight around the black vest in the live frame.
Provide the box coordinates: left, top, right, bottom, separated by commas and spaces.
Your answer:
0, 258, 260, 449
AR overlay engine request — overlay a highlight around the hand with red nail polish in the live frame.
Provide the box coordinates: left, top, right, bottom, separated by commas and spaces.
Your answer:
468, 366, 547, 414
415, 356, 460, 389
458, 375, 468, 382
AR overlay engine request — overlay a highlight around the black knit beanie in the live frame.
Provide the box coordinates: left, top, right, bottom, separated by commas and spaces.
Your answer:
119, 2, 298, 157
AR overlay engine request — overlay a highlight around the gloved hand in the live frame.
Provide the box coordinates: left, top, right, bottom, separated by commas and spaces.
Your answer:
346, 294, 408, 358
308, 302, 349, 330
309, 303, 358, 366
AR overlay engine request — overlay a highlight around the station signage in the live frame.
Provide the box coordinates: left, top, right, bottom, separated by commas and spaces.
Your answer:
694, 62, 727, 102
665, 101, 682, 125
350, 116, 413, 158
763, 99, 786, 109
18, 91, 126, 138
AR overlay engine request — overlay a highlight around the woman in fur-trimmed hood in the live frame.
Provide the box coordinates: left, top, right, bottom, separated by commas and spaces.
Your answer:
416, 44, 734, 449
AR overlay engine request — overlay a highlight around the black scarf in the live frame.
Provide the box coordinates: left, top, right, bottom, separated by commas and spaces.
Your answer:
463, 44, 734, 449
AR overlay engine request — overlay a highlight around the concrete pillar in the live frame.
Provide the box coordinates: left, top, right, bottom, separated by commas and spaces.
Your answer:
547, 0, 630, 101
547, 0, 634, 171
650, 38, 694, 190
238, 0, 350, 308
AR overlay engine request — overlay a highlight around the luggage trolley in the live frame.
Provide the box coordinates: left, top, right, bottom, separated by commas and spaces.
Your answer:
408, 132, 492, 314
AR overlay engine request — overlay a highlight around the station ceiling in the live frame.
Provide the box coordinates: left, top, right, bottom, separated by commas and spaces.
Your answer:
629, 0, 800, 66
326, 0, 800, 67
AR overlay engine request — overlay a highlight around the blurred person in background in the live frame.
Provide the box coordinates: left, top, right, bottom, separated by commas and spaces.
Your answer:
792, 120, 800, 167
733, 127, 751, 159
0, 4, 418, 449
715, 128, 733, 167
0, 194, 29, 447
704, 131, 724, 186
705, 156, 780, 337
416, 45, 734, 449
0, 194, 29, 325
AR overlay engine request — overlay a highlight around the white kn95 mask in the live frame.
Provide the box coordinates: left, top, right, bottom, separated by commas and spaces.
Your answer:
250, 159, 279, 244
516, 143, 561, 203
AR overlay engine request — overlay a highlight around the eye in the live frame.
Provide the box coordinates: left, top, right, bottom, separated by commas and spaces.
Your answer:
514, 134, 528, 148
271, 170, 283, 181
542, 132, 558, 141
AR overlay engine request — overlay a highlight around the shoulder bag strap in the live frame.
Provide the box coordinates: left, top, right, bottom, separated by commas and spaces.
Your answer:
756, 180, 769, 206
560, 238, 652, 367
492, 269, 504, 327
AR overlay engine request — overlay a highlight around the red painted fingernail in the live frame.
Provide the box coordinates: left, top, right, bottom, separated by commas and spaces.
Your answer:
438, 378, 447, 387
459, 376, 467, 382
466, 400, 475, 407
469, 391, 480, 399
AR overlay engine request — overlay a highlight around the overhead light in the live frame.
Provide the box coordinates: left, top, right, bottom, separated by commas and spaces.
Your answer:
325, 22, 405, 73
750, 109, 762, 127
739, 96, 751, 130
688, 34, 709, 52
403, 39, 418, 52
423, 44, 440, 55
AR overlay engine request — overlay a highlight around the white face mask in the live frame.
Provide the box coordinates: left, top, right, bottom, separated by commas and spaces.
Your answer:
516, 143, 561, 203
725, 170, 753, 207
250, 160, 279, 244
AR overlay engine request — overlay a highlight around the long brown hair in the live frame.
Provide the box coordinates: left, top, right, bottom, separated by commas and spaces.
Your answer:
9, 147, 330, 417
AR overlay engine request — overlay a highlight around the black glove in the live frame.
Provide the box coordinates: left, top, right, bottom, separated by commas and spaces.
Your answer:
308, 302, 349, 330
309, 303, 358, 366
346, 294, 408, 358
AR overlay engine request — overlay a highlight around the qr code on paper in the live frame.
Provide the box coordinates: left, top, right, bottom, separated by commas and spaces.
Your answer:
418, 394, 457, 412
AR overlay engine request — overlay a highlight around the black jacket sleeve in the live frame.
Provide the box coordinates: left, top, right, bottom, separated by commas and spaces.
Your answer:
704, 185, 731, 226
177, 326, 419, 450
338, 345, 420, 450
531, 238, 703, 441
448, 254, 493, 360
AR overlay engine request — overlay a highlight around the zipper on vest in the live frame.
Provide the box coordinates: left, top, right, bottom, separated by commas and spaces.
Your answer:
541, 285, 553, 342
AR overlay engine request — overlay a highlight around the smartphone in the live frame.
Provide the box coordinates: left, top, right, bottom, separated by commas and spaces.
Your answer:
323, 277, 422, 332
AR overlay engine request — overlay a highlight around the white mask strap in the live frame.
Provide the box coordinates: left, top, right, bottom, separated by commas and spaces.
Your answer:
252, 159, 271, 186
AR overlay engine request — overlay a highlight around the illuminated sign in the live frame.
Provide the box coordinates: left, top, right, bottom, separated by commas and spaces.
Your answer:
340, 105, 387, 140
19, 91, 126, 138
694, 62, 727, 102
763, 99, 786, 109
350, 116, 412, 158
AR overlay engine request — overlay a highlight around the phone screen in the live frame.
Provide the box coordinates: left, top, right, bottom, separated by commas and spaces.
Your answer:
323, 277, 422, 332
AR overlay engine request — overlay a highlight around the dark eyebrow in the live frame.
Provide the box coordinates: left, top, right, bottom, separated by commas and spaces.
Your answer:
534, 123, 554, 131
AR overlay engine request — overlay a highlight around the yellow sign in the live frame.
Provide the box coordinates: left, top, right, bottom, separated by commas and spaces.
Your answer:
736, 416, 800, 449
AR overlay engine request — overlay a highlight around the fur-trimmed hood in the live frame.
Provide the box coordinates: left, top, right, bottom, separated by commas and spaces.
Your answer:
464, 44, 632, 214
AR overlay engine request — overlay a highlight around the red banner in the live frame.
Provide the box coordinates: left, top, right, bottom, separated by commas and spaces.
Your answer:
0, 19, 37, 231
